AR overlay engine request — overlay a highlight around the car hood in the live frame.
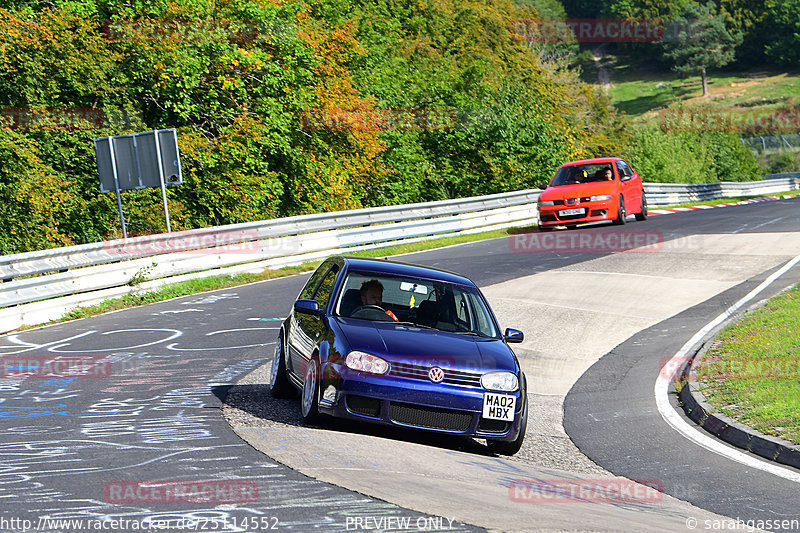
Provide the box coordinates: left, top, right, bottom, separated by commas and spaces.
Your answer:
336, 318, 517, 372
540, 181, 615, 201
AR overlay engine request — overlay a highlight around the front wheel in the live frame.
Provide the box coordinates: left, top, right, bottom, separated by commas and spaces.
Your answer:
635, 192, 648, 221
269, 340, 295, 399
300, 358, 321, 424
613, 196, 626, 225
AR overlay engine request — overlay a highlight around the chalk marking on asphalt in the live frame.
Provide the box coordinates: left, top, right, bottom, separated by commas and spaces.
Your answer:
655, 253, 800, 484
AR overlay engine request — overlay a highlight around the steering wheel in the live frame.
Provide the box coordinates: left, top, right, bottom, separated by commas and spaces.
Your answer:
351, 305, 397, 322
352, 304, 386, 314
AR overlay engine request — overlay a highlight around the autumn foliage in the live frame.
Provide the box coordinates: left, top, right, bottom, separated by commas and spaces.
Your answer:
0, 0, 622, 254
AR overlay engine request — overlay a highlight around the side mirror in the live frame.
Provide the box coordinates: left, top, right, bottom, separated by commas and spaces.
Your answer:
294, 299, 322, 317
537, 182, 549, 190
504, 328, 524, 343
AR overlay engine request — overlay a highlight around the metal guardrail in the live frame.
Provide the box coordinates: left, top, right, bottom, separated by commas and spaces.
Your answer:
643, 178, 800, 206
0, 189, 541, 332
1, 178, 798, 333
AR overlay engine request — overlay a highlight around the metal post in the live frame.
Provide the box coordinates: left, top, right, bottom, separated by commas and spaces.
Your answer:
153, 129, 171, 233
107, 136, 127, 239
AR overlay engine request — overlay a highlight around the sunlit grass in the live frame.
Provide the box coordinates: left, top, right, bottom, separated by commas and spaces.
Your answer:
695, 284, 800, 445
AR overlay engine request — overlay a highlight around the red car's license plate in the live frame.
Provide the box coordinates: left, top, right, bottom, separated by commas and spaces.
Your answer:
559, 208, 585, 216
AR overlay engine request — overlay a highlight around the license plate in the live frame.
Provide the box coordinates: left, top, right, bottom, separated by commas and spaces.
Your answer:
482, 393, 516, 421
559, 208, 585, 216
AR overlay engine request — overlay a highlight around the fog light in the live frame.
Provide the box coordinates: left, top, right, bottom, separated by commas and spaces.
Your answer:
322, 385, 337, 403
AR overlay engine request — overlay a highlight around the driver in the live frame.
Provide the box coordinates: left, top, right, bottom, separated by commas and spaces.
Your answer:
360, 279, 398, 321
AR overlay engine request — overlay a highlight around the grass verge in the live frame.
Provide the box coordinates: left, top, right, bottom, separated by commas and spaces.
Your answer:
694, 284, 800, 446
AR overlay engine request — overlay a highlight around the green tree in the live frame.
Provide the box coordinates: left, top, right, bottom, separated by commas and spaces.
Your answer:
718, 0, 773, 65
763, 0, 800, 65
661, 2, 742, 97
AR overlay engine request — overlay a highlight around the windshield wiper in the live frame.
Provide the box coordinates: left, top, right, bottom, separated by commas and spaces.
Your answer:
394, 321, 437, 330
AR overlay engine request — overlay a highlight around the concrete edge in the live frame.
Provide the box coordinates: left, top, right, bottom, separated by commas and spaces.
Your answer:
676, 341, 800, 471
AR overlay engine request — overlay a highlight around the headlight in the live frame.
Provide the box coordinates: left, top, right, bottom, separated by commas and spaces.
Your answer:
538, 200, 555, 206
589, 195, 612, 202
345, 351, 389, 375
481, 371, 519, 392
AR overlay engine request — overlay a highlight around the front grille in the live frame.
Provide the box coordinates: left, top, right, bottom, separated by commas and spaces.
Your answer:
478, 418, 511, 433
390, 362, 482, 388
390, 402, 472, 431
347, 395, 381, 417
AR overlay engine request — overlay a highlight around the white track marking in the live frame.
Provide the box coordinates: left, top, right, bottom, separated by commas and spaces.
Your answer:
655, 253, 800, 483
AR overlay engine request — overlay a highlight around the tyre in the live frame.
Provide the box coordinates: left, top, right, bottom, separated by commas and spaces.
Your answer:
300, 358, 321, 424
613, 196, 626, 225
487, 393, 527, 456
269, 340, 295, 399
635, 192, 648, 221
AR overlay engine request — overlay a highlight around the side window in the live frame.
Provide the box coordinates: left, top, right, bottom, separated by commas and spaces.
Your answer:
615, 161, 626, 179
312, 266, 340, 310
619, 161, 633, 178
299, 262, 333, 300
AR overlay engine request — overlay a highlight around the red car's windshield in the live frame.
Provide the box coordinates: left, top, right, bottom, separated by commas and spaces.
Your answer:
550, 164, 615, 186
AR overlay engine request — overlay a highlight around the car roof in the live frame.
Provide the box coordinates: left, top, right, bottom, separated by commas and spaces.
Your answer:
560, 157, 623, 166
337, 256, 476, 287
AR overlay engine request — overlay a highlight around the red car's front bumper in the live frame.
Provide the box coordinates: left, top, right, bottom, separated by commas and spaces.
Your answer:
538, 198, 616, 228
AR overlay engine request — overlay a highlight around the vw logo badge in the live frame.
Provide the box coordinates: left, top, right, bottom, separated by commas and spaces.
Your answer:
428, 367, 445, 383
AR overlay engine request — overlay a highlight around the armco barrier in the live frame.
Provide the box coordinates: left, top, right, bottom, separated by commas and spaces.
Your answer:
643, 178, 799, 206
1, 179, 798, 333
0, 189, 541, 332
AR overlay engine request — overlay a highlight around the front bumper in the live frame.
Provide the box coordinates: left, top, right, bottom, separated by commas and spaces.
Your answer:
538, 200, 614, 227
318, 363, 525, 442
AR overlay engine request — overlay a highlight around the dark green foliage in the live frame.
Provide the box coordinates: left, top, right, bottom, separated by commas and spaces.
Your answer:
764, 0, 800, 65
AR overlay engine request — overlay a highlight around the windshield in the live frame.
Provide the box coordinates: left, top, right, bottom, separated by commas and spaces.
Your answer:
550, 164, 615, 186
335, 271, 499, 338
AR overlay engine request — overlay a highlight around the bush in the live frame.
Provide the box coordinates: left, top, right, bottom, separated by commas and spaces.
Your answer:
624, 125, 762, 183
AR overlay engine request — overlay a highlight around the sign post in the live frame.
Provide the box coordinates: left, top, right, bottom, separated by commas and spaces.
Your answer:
106, 135, 128, 239
94, 129, 182, 236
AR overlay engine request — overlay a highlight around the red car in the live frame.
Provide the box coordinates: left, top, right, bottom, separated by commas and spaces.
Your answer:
537, 157, 647, 230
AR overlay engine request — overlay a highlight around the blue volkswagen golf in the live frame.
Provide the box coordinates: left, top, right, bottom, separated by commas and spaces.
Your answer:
270, 256, 527, 455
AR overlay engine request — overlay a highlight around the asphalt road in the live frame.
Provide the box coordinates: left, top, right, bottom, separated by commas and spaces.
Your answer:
1, 197, 799, 532
564, 204, 800, 530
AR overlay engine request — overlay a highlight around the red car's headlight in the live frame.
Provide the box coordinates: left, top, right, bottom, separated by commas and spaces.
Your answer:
589, 195, 612, 202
